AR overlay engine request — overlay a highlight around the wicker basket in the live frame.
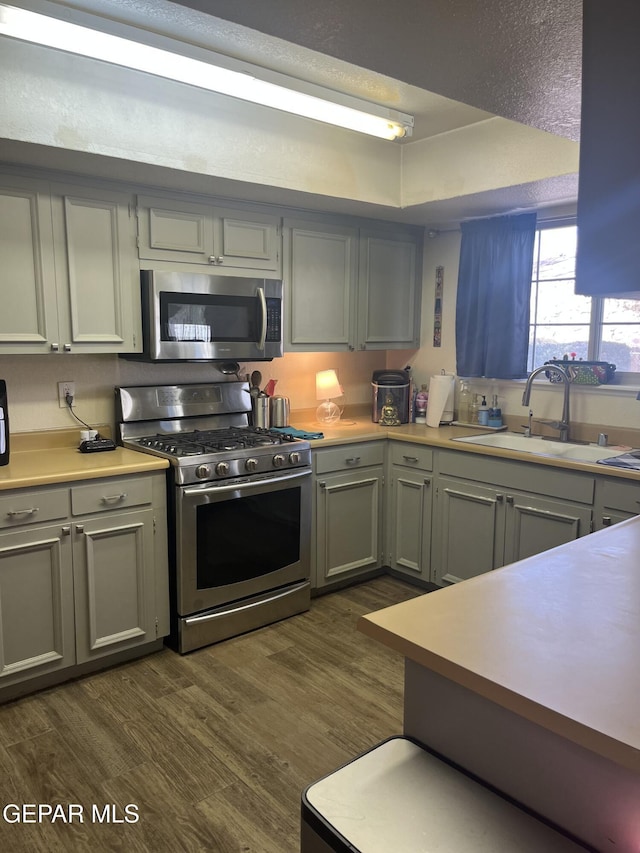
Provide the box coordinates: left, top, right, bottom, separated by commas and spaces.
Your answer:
544, 359, 616, 386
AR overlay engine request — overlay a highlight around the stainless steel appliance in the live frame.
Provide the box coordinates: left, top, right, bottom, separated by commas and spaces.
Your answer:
116, 381, 311, 653
126, 270, 283, 362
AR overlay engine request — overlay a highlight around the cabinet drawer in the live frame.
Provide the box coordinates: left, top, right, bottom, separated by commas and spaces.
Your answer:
601, 478, 640, 514
71, 477, 153, 516
314, 442, 384, 474
0, 488, 70, 529
389, 443, 433, 471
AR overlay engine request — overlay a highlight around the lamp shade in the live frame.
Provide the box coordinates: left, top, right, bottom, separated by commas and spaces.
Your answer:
316, 369, 342, 400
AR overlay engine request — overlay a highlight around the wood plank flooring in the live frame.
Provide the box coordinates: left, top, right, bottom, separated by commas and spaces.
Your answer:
0, 576, 424, 853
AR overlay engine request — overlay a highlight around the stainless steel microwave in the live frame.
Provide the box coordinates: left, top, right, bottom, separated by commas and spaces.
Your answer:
131, 270, 283, 362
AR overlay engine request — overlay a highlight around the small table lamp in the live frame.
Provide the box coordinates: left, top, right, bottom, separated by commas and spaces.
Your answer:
316, 369, 342, 423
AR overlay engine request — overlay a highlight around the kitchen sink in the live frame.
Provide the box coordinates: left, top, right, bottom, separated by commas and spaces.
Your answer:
452, 431, 629, 463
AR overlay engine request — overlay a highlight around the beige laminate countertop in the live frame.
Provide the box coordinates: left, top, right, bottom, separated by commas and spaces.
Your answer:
359, 514, 640, 773
0, 430, 169, 490
295, 414, 640, 482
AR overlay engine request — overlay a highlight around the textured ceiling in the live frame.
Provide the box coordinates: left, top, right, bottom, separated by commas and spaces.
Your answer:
169, 0, 583, 141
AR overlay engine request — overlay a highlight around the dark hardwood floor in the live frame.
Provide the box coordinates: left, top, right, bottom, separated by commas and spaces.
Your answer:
0, 576, 424, 853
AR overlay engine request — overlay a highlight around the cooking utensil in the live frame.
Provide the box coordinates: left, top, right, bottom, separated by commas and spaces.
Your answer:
269, 395, 290, 428
218, 361, 241, 380
263, 378, 278, 397
250, 370, 262, 389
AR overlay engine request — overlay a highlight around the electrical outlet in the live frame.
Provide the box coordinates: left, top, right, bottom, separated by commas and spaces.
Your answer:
58, 381, 75, 408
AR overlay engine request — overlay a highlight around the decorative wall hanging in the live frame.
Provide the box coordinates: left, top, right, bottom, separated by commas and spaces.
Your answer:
433, 266, 443, 347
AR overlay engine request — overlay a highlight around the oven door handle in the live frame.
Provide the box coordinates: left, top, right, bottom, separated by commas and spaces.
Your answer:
257, 286, 267, 352
183, 468, 311, 497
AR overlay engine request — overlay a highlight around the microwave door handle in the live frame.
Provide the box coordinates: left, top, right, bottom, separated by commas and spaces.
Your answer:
257, 287, 267, 352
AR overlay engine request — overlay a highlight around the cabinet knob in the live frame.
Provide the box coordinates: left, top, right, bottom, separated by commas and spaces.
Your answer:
506, 495, 514, 504
75, 524, 84, 533
63, 343, 72, 352
51, 343, 59, 352
423, 478, 431, 486
319, 481, 326, 488
602, 516, 612, 527
496, 493, 504, 502
61, 525, 71, 536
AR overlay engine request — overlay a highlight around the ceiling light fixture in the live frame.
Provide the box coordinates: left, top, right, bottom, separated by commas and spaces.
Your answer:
0, 3, 413, 140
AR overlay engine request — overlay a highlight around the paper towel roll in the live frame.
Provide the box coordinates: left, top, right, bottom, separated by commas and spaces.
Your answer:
426, 374, 455, 427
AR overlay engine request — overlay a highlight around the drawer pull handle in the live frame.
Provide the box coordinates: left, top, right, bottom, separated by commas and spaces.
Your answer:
101, 493, 128, 504
6, 507, 39, 518
403, 455, 419, 463
345, 457, 361, 465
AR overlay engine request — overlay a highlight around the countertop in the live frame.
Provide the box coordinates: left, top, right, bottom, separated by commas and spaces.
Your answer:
294, 413, 640, 482
0, 429, 169, 490
358, 514, 640, 773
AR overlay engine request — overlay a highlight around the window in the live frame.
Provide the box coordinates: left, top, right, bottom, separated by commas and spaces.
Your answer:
528, 222, 640, 381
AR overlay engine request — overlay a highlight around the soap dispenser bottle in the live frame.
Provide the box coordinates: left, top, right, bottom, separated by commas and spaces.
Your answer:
488, 394, 502, 428
478, 395, 489, 426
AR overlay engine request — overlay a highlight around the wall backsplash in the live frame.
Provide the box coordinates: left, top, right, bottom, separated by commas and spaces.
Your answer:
0, 350, 388, 434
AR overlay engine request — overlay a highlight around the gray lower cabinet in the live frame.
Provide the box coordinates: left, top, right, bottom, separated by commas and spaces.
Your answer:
433, 452, 594, 586
596, 477, 640, 530
0, 473, 168, 691
387, 443, 434, 582
313, 442, 385, 589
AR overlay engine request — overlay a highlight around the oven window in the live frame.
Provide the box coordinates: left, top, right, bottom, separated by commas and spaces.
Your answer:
160, 292, 258, 342
196, 487, 301, 588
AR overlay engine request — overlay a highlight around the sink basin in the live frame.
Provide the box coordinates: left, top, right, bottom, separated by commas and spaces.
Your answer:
452, 432, 628, 463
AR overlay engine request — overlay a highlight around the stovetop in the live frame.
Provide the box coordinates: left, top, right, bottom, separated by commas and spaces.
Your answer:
116, 382, 312, 486
135, 426, 298, 458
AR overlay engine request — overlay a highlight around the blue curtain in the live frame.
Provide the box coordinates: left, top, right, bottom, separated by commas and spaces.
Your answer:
455, 212, 537, 379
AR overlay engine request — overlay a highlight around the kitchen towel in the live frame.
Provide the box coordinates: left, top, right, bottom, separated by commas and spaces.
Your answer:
597, 450, 640, 470
271, 426, 324, 440
425, 374, 455, 427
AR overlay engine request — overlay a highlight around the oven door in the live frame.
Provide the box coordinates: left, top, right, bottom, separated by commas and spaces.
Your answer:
175, 469, 311, 616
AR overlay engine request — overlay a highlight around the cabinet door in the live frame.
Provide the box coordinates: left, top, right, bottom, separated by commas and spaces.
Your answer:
136, 195, 214, 263
0, 176, 58, 354
388, 467, 433, 581
0, 523, 75, 684
51, 184, 140, 352
358, 229, 422, 349
72, 508, 156, 663
284, 219, 358, 350
315, 467, 382, 587
503, 492, 592, 565
215, 207, 281, 272
434, 477, 505, 585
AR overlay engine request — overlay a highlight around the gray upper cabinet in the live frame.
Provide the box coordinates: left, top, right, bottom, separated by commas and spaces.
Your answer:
284, 218, 358, 350
137, 195, 281, 274
284, 217, 423, 352
358, 228, 422, 349
0, 174, 140, 354
0, 174, 59, 353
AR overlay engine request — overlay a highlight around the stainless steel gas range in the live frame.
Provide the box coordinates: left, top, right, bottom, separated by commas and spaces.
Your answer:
116, 382, 311, 653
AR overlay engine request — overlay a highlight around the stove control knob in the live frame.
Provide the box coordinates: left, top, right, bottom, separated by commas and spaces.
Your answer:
215, 461, 230, 477
245, 458, 259, 472
273, 453, 286, 467
289, 451, 301, 465
195, 464, 211, 480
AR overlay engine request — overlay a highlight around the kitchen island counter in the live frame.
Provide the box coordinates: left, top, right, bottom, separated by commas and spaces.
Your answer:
358, 515, 640, 849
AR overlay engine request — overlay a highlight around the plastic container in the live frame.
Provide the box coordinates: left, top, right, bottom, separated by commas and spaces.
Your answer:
457, 380, 471, 424
478, 395, 489, 426
488, 394, 502, 428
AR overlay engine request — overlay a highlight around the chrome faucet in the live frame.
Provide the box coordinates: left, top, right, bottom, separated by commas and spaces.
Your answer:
522, 364, 571, 441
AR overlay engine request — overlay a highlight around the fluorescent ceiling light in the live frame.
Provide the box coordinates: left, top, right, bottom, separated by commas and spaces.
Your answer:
0, 3, 414, 140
